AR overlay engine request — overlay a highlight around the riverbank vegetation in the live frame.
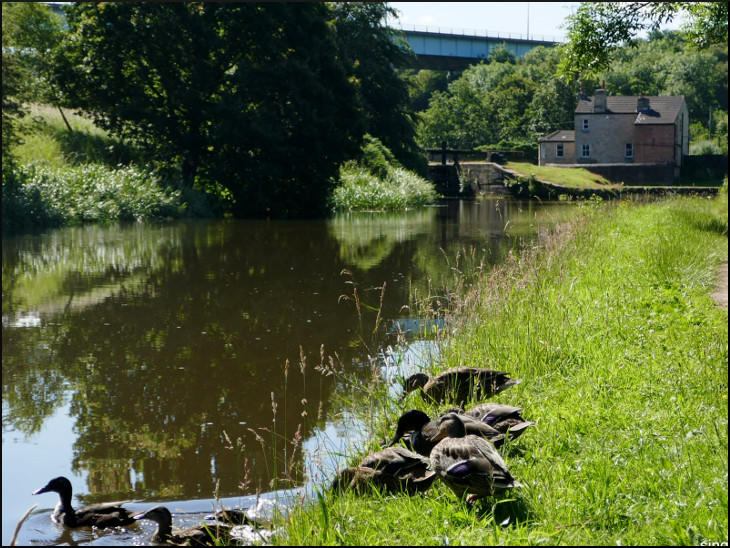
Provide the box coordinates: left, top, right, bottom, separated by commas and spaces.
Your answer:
415, 22, 727, 160
3, 3, 727, 226
331, 134, 437, 211
277, 188, 728, 545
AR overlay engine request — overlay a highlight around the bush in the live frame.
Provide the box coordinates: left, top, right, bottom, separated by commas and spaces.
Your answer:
2, 162, 185, 232
689, 139, 723, 155
330, 166, 438, 211
330, 135, 437, 211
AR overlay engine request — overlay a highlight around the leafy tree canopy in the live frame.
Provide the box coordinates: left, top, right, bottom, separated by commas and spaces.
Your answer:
2, 2, 65, 104
329, 2, 421, 170
559, 2, 729, 80
56, 2, 365, 218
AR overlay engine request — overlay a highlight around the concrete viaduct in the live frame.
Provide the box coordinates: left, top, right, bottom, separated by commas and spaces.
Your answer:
398, 26, 560, 71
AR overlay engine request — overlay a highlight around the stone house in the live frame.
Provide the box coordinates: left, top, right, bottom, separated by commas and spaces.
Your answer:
538, 89, 689, 169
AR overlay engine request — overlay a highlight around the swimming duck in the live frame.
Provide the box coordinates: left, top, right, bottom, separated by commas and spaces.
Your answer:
331, 445, 436, 495
204, 508, 254, 526
387, 409, 506, 456
447, 402, 536, 440
134, 505, 231, 546
429, 413, 523, 503
32, 476, 135, 528
402, 367, 523, 405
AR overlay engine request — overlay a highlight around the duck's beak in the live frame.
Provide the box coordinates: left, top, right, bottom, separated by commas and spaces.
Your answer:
32, 484, 51, 496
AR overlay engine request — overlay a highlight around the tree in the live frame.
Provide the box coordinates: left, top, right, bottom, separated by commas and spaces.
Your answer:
56, 2, 364, 218
2, 51, 25, 175
558, 2, 729, 80
329, 3, 420, 169
2, 2, 71, 130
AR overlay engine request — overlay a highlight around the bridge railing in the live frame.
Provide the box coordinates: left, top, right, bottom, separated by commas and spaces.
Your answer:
394, 24, 562, 44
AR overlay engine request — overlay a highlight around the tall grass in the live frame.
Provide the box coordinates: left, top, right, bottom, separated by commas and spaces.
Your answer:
2, 163, 185, 232
279, 191, 728, 546
330, 135, 437, 212
12, 104, 139, 168
331, 166, 438, 211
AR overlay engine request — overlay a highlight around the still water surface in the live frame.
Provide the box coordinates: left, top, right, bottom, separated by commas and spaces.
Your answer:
2, 197, 575, 545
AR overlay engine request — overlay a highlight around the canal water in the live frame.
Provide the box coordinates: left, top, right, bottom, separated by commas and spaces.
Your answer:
2, 196, 576, 545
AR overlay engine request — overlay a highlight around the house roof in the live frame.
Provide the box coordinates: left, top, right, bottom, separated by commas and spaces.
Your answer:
575, 95, 685, 124
538, 130, 575, 143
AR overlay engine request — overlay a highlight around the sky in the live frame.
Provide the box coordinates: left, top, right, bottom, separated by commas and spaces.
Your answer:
387, 2, 581, 42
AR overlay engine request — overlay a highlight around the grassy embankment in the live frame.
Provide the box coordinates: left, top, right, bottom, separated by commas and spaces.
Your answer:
3, 106, 437, 232
276, 189, 728, 545
2, 104, 194, 232
506, 161, 621, 191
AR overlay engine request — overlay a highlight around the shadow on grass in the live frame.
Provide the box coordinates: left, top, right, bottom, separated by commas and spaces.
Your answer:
51, 126, 140, 167
474, 494, 534, 527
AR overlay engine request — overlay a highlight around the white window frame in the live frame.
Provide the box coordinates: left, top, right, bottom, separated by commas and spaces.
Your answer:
556, 143, 564, 158
582, 119, 590, 132
581, 144, 590, 158
625, 143, 634, 158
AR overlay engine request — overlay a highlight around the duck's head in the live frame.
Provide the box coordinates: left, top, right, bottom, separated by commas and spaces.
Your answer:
402, 373, 430, 397
386, 409, 432, 447
434, 413, 467, 440
33, 476, 72, 497
134, 505, 172, 527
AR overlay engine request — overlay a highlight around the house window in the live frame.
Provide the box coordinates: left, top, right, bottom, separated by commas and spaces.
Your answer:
625, 143, 634, 158
556, 143, 564, 158
582, 119, 590, 132
581, 144, 590, 158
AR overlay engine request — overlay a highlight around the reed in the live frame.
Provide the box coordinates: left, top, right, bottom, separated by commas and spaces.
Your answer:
278, 190, 728, 546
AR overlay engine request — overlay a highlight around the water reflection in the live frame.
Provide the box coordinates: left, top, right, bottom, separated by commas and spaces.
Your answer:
2, 197, 573, 545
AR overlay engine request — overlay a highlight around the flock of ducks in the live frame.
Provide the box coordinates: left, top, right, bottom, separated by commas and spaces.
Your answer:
31, 476, 243, 545
30, 366, 528, 544
332, 366, 532, 504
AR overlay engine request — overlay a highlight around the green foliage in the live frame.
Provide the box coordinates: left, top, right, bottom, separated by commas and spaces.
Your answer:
329, 3, 420, 169
331, 166, 437, 212
55, 2, 363, 219
418, 30, 727, 153
401, 69, 451, 113
417, 47, 576, 149
488, 43, 517, 64
12, 104, 140, 169
331, 135, 436, 211
1, 52, 25, 172
355, 134, 401, 179
690, 139, 723, 155
558, 2, 729, 80
2, 163, 185, 232
2, 2, 65, 105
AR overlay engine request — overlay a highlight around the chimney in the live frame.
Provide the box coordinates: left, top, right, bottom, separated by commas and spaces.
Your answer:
637, 92, 650, 112
594, 88, 607, 113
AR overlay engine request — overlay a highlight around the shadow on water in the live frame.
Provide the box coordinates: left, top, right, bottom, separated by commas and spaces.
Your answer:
2, 197, 576, 545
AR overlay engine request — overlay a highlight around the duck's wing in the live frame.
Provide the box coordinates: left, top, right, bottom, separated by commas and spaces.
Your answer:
74, 504, 136, 527
459, 414, 504, 439
360, 446, 429, 475
465, 403, 523, 422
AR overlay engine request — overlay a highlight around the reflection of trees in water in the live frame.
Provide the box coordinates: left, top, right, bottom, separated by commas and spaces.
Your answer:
2, 199, 570, 502
2, 220, 372, 500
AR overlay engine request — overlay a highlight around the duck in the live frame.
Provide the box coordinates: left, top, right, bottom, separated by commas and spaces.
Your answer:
447, 402, 536, 440
331, 445, 436, 495
133, 505, 231, 546
32, 476, 135, 528
402, 367, 523, 406
429, 413, 523, 503
387, 409, 507, 456
204, 507, 254, 526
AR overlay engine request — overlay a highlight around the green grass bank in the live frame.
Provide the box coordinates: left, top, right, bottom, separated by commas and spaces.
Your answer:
277, 190, 728, 546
